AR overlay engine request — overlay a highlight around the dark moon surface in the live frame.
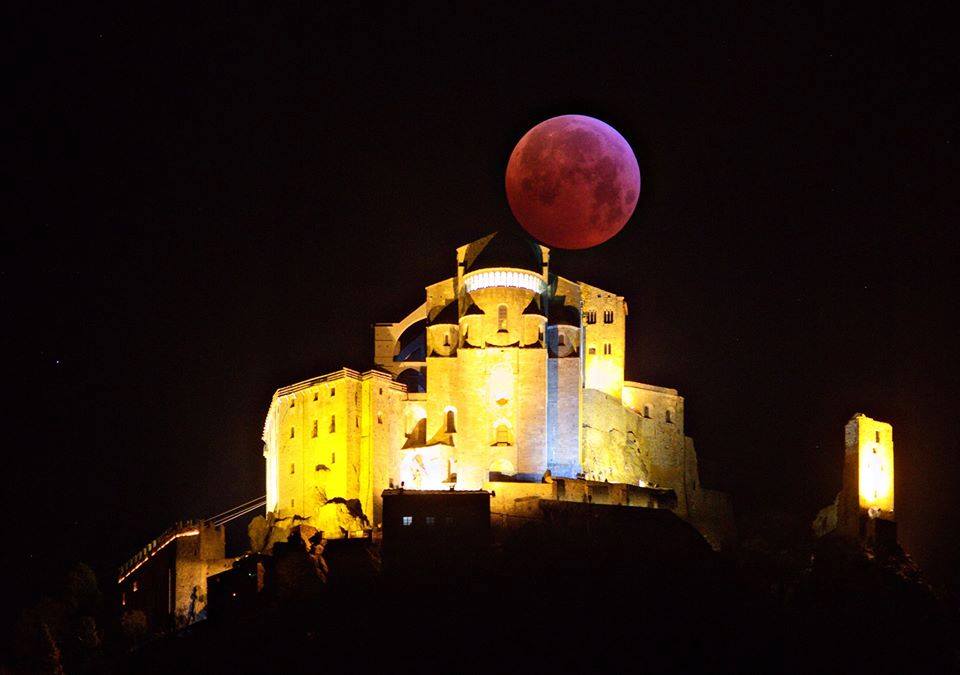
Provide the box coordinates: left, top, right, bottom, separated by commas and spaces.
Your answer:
505, 114, 641, 249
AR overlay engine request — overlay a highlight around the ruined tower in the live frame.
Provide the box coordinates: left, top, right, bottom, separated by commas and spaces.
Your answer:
838, 413, 895, 544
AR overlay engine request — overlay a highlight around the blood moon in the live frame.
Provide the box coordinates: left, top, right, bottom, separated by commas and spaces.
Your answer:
505, 115, 640, 249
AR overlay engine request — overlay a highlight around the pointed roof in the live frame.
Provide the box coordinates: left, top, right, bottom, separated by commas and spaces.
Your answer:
522, 297, 546, 317
548, 301, 580, 326
429, 300, 459, 325
462, 296, 485, 316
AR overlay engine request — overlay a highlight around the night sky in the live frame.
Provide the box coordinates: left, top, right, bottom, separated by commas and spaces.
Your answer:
8, 2, 958, 618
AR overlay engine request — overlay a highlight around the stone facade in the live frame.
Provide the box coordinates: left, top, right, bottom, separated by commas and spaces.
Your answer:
837, 413, 895, 540
263, 232, 733, 547
117, 522, 231, 632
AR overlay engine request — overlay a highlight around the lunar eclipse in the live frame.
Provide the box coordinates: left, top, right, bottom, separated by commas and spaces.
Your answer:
505, 114, 641, 249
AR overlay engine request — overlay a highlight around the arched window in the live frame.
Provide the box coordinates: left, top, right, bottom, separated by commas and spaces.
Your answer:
498, 305, 508, 332
445, 409, 456, 433
495, 423, 511, 446
643, 405, 650, 419
443, 333, 450, 347
558, 333, 566, 347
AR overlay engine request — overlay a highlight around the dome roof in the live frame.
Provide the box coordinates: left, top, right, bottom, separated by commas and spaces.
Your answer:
465, 231, 543, 273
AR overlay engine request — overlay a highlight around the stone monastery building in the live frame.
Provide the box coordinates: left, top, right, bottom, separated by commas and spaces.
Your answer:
263, 232, 732, 545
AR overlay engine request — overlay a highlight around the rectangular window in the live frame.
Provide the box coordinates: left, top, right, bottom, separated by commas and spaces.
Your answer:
330, 387, 335, 397
290, 463, 295, 474
290, 399, 295, 408
588, 346, 596, 355
402, 516, 413, 526
558, 334, 566, 346
312, 420, 318, 438
291, 498, 295, 508
443, 334, 450, 346
290, 426, 295, 438
603, 343, 612, 355
329, 415, 336, 433
666, 410, 673, 424
425, 516, 436, 526
604, 310, 614, 323
331, 451, 336, 464
379, 388, 383, 395
313, 392, 318, 401
356, 416, 359, 427
586, 310, 597, 324
377, 412, 383, 424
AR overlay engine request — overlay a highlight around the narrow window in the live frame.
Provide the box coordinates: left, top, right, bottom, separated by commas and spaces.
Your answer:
291, 498, 295, 508
425, 516, 436, 526
603, 343, 612, 355
538, 328, 543, 342
446, 409, 456, 433
875, 430, 880, 443
402, 516, 413, 526
604, 310, 614, 323
498, 305, 508, 331
313, 392, 318, 401
379, 388, 383, 395
666, 410, 673, 424
290, 399, 295, 408
330, 387, 335, 397
329, 415, 336, 433
443, 334, 450, 346
377, 412, 383, 424
312, 420, 318, 438
558, 333, 566, 347
290, 426, 295, 438
356, 416, 359, 427
133, 581, 139, 592
495, 423, 510, 445
290, 463, 295, 474
643, 405, 650, 419
331, 451, 336, 464
587, 310, 597, 324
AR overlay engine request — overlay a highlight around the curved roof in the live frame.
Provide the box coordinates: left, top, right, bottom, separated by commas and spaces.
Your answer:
465, 231, 543, 273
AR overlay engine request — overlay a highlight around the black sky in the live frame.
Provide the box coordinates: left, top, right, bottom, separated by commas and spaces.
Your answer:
7, 2, 959, 614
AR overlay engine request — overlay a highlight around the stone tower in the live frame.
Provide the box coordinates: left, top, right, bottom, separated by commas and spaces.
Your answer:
838, 413, 895, 543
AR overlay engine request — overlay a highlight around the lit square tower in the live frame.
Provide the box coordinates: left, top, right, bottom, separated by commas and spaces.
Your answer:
838, 413, 895, 541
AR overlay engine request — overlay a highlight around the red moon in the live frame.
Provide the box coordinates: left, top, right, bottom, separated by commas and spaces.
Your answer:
505, 115, 641, 249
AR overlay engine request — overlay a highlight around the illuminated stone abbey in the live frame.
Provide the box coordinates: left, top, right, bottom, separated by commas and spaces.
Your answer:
262, 232, 732, 544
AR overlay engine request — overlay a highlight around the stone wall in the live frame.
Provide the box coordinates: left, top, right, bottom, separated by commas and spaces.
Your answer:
580, 281, 626, 400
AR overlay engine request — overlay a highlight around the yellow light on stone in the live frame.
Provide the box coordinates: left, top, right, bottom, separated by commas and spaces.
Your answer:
489, 364, 513, 406
854, 417, 894, 515
585, 359, 622, 399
